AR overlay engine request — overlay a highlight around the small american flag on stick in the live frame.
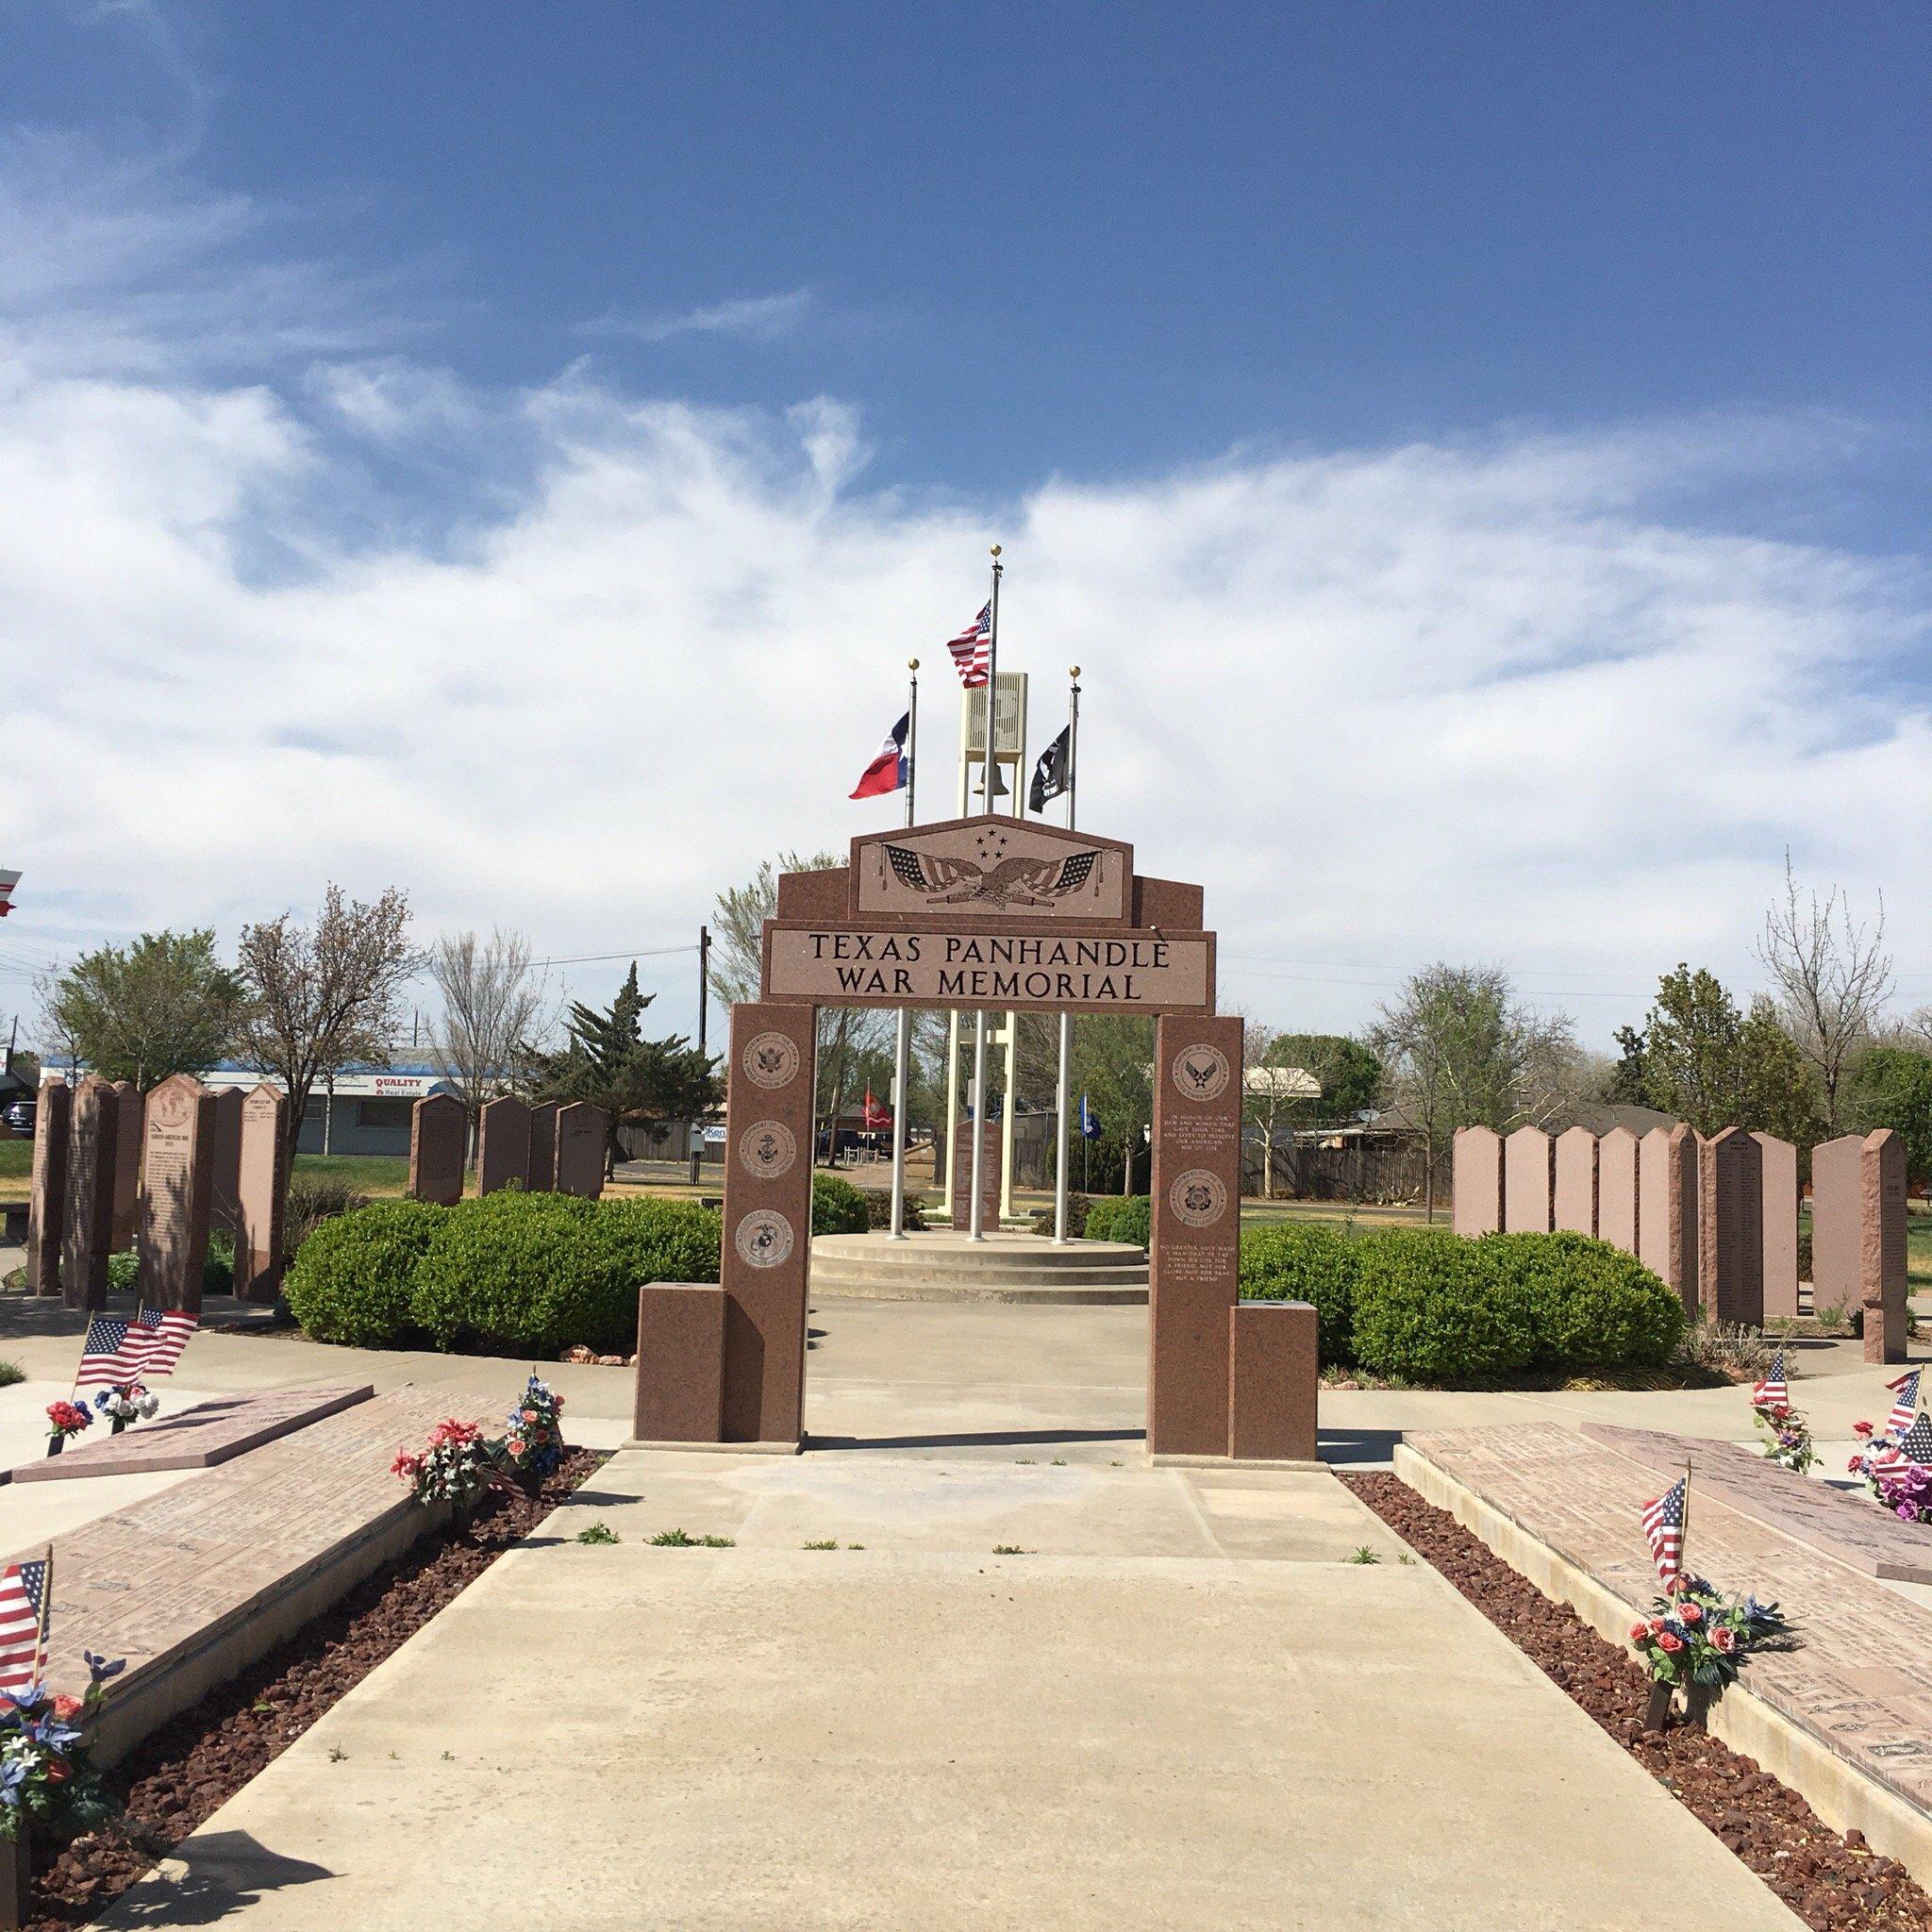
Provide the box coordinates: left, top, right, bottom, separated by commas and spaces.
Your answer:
1886, 1370, 1922, 1440
944, 603, 991, 689
1752, 1352, 1788, 1407
0, 1551, 50, 1696
1641, 1474, 1688, 1589
75, 1308, 197, 1390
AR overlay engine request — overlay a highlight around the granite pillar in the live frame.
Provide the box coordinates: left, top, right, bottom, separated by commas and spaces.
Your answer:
1503, 1125, 1554, 1231
1147, 1013, 1242, 1459
527, 1100, 559, 1192
1596, 1126, 1640, 1255
206, 1086, 244, 1238
1753, 1131, 1800, 1323
108, 1079, 142, 1251
1815, 1130, 1908, 1363
1638, 1124, 1698, 1310
1226, 1300, 1318, 1462
948, 1119, 1001, 1229
554, 1101, 607, 1198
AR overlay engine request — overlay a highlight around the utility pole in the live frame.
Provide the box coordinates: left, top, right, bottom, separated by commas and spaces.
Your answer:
690, 924, 711, 1185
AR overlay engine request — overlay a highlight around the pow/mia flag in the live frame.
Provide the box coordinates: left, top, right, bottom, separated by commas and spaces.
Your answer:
1028, 725, 1072, 813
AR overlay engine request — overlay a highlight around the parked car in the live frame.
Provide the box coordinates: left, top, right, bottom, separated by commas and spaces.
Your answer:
2, 1100, 34, 1137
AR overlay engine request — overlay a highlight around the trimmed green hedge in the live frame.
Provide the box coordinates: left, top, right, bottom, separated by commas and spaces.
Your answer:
1231, 1223, 1683, 1383
285, 1200, 451, 1346
811, 1173, 872, 1236
1238, 1221, 1358, 1366
286, 1191, 722, 1357
1084, 1195, 1151, 1248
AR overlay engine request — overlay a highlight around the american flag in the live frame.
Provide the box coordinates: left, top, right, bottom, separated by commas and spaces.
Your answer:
1873, 1439, 1910, 1482
75, 1308, 197, 1390
1752, 1352, 1788, 1407
1641, 1476, 1687, 1588
1900, 1413, 1932, 1466
945, 603, 991, 689
1887, 1369, 1922, 1439
0, 1559, 48, 1695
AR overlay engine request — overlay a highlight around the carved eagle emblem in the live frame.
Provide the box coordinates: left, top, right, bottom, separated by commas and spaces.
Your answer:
881, 844, 1102, 909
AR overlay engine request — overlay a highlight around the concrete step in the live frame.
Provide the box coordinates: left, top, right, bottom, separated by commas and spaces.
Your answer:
806, 1231, 1150, 1304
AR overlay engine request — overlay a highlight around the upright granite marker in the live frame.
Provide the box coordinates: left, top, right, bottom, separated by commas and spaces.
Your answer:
1503, 1125, 1554, 1232
948, 1119, 1002, 1230
408, 1094, 467, 1206
1699, 1125, 1763, 1324
1753, 1131, 1800, 1322
61, 1075, 122, 1311
138, 1074, 214, 1313
1596, 1126, 1640, 1254
26, 1078, 71, 1298
1451, 1126, 1504, 1237
108, 1079, 142, 1251
475, 1096, 532, 1195
554, 1102, 607, 1198
1638, 1123, 1698, 1309
1147, 1013, 1242, 1459
236, 1085, 287, 1301
205, 1087, 244, 1238
1552, 1126, 1598, 1235
1814, 1130, 1907, 1364
717, 1003, 815, 1443
527, 1100, 559, 1192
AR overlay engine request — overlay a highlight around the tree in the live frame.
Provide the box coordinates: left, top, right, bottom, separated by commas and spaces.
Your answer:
1369, 964, 1574, 1222
530, 963, 719, 1174
1756, 855, 1893, 1134
710, 852, 890, 1162
425, 928, 547, 1151
1267, 1032, 1383, 1124
1069, 1015, 1155, 1195
41, 930, 243, 1089
1614, 964, 1819, 1142
235, 885, 418, 1174
1847, 1046, 1932, 1185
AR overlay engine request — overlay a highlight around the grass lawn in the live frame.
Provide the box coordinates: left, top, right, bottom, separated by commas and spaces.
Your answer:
290, 1153, 410, 1196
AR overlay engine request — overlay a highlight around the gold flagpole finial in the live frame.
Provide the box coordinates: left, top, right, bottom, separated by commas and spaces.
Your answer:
990, 543, 1001, 558
908, 658, 920, 672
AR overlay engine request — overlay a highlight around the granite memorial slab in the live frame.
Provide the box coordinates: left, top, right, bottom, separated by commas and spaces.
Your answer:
25, 1076, 70, 1298
1597, 1126, 1640, 1254
60, 1074, 121, 1311
408, 1092, 467, 1205
1700, 1125, 1763, 1324
1754, 1132, 1800, 1323
108, 1078, 142, 1250
1452, 1126, 1504, 1237
554, 1100, 607, 1198
206, 1086, 244, 1237
1638, 1123, 1697, 1309
236, 1085, 287, 1301
475, 1094, 531, 1194
1816, 1131, 1908, 1364
9, 1385, 373, 1484
138, 1074, 214, 1313
948, 1118, 1001, 1230
1553, 1125, 1598, 1235
1503, 1124, 1553, 1231
527, 1099, 559, 1191
1402, 1424, 1932, 1860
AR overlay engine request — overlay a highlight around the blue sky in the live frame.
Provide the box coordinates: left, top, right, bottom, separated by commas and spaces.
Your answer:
1, 1, 1928, 1045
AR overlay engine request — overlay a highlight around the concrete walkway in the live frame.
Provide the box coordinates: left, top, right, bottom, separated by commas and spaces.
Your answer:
100, 1447, 1803, 1931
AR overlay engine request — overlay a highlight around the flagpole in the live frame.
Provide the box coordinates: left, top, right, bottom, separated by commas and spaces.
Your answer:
968, 546, 1002, 1241
1679, 1458, 1691, 1593
35, 1541, 52, 1685
889, 661, 919, 1241
1053, 665, 1081, 1244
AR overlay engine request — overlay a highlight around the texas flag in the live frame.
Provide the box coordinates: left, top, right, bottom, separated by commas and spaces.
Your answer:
849, 711, 910, 800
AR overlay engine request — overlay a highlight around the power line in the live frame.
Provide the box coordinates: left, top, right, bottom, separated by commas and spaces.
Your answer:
527, 942, 699, 969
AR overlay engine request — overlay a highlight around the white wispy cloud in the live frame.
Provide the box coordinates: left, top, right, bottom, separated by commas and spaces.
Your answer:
2, 141, 1928, 1042
579, 288, 814, 345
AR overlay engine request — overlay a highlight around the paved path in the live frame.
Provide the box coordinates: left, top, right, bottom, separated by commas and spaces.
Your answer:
101, 1448, 1803, 1931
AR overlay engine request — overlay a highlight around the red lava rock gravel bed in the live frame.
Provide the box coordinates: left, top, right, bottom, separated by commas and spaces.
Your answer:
1344, 1470, 1932, 1932
23, 1448, 606, 1931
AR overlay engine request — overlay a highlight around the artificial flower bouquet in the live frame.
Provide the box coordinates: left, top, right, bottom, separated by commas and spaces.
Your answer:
1750, 1399, 1815, 1474
498, 1374, 567, 1487
43, 1401, 92, 1453
0, 1653, 125, 1843
1849, 1420, 1932, 1520
93, 1384, 159, 1435
391, 1418, 512, 1516
1628, 1576, 1790, 1693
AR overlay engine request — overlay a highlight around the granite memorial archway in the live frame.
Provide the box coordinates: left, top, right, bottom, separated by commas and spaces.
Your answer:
631, 817, 1315, 1462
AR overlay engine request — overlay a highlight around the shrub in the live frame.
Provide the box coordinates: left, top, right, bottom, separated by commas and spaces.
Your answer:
203, 1229, 235, 1298
1028, 1192, 1091, 1238
1475, 1231, 1683, 1370
107, 1250, 137, 1294
411, 1191, 605, 1355
1350, 1228, 1537, 1383
811, 1173, 871, 1236
861, 1187, 929, 1232
587, 1197, 722, 1341
1238, 1220, 1358, 1366
284, 1200, 451, 1346
1084, 1195, 1151, 1248
284, 1174, 371, 1260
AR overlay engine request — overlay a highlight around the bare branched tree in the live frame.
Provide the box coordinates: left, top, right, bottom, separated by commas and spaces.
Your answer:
1755, 854, 1893, 1134
235, 884, 419, 1174
425, 928, 547, 1149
